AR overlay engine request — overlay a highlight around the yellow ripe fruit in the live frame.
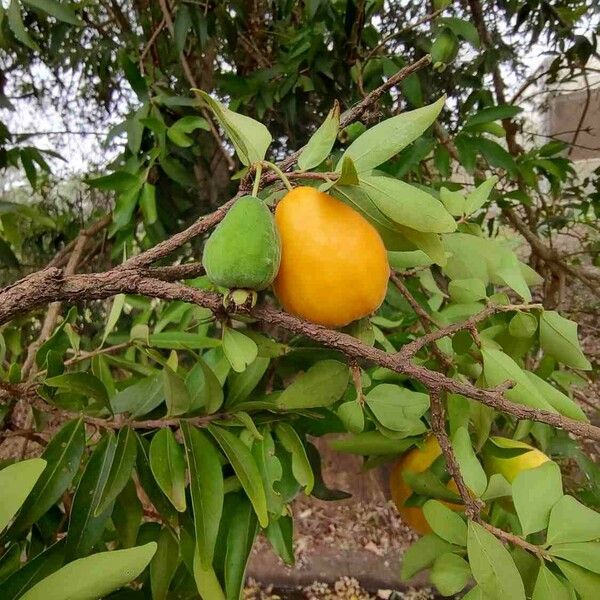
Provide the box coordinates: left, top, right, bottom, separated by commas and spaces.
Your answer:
482, 436, 550, 483
389, 436, 462, 535
273, 187, 389, 327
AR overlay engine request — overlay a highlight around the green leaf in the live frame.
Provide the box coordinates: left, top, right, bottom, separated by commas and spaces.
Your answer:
360, 175, 456, 233
20, 543, 157, 600
540, 311, 591, 370
481, 473, 512, 501
180, 422, 224, 568
163, 367, 191, 417
452, 427, 487, 496
45, 372, 109, 405
226, 356, 269, 407
481, 348, 556, 412
337, 400, 364, 434
111, 375, 164, 417
139, 183, 157, 225
448, 278, 487, 303
102, 294, 125, 346
473, 137, 518, 175
508, 312, 538, 339
465, 106, 522, 129
440, 187, 466, 216
65, 434, 117, 560
338, 96, 445, 172
222, 328, 258, 373
222, 494, 258, 600
150, 527, 179, 600
276, 360, 349, 409
22, 0, 81, 25
555, 558, 600, 600
401, 534, 454, 581
194, 90, 271, 166
532, 565, 570, 600
147, 332, 221, 350
0, 458, 46, 532
252, 429, 284, 516
274, 423, 314, 494
95, 426, 137, 515
438, 16, 480, 46
495, 252, 532, 302
551, 542, 600, 574
512, 461, 563, 535
547, 495, 600, 544
423, 500, 467, 546
467, 520, 526, 600
297, 102, 340, 170
337, 155, 359, 185
403, 470, 462, 503
329, 432, 417, 455
87, 171, 140, 192
9, 418, 85, 536
193, 551, 226, 600
402, 227, 447, 266
365, 384, 429, 433
0, 540, 65, 600
208, 424, 268, 527
187, 359, 224, 414
265, 516, 294, 565
149, 428, 187, 512
524, 372, 587, 422
167, 116, 210, 147
135, 436, 177, 523
465, 176, 499, 214
430, 553, 471, 596
113, 480, 142, 548
7, 0, 38, 50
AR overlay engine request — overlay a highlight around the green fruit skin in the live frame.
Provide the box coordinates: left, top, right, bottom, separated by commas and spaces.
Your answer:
203, 195, 281, 291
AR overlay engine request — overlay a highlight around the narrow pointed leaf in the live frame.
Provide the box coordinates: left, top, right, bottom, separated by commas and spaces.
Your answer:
10, 418, 85, 536
95, 426, 137, 515
208, 424, 268, 527
149, 428, 187, 512
181, 422, 224, 568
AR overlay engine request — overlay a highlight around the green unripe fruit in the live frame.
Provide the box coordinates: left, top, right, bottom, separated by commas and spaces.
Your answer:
203, 195, 281, 294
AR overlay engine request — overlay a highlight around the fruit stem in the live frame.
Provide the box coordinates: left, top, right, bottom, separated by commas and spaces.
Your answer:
263, 160, 293, 192
252, 163, 262, 197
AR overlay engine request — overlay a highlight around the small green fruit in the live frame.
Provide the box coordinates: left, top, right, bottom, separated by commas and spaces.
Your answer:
203, 195, 281, 292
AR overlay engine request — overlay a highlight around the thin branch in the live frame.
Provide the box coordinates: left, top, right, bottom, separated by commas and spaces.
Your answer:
430, 391, 546, 557
399, 303, 543, 359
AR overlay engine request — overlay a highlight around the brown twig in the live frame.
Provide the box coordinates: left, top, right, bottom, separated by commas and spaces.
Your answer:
399, 302, 543, 359
429, 391, 546, 557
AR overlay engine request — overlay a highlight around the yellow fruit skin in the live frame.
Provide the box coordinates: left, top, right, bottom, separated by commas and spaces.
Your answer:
389, 436, 462, 535
273, 187, 389, 327
482, 436, 550, 483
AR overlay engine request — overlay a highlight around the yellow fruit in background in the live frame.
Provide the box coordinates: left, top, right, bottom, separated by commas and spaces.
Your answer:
389, 436, 462, 535
482, 436, 550, 483
273, 186, 389, 327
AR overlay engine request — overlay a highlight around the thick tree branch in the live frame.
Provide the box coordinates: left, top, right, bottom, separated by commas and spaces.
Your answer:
1, 271, 599, 442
